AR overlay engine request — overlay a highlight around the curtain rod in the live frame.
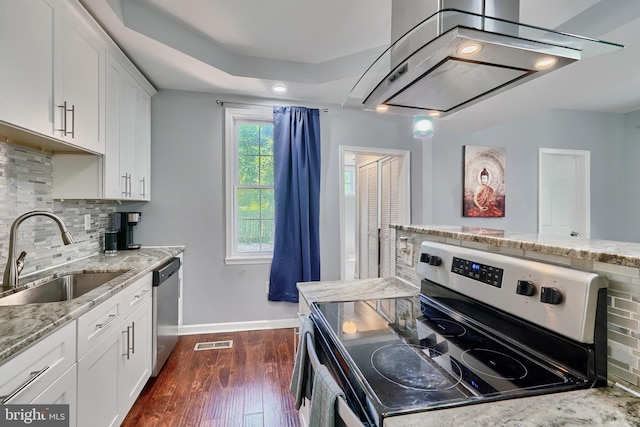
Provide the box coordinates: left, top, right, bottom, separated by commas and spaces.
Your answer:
215, 99, 328, 112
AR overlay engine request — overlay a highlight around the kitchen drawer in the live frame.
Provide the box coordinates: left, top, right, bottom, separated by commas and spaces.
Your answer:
77, 291, 124, 359
77, 273, 152, 359
118, 273, 152, 315
0, 321, 76, 404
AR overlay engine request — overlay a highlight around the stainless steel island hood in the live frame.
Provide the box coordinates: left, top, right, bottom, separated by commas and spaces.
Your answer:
343, 1, 623, 118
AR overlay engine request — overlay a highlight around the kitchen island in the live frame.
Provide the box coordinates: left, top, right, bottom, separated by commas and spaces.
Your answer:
298, 224, 640, 426
0, 246, 184, 363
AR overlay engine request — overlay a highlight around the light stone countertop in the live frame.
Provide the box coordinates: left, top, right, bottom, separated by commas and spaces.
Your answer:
0, 246, 184, 364
297, 276, 419, 304
297, 276, 640, 426
393, 224, 640, 268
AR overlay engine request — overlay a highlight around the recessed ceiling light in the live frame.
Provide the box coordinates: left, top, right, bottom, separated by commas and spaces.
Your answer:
458, 43, 482, 55
535, 58, 557, 69
271, 83, 287, 94
376, 105, 389, 112
428, 111, 441, 117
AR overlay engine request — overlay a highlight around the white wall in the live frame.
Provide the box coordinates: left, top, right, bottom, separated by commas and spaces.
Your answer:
428, 108, 627, 240
131, 90, 422, 327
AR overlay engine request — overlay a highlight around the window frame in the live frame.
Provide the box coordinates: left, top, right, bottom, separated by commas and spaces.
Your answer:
224, 107, 275, 265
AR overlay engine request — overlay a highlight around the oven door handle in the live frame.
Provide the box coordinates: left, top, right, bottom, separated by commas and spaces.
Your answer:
305, 333, 365, 427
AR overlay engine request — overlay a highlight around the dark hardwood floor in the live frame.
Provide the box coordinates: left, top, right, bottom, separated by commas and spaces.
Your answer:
122, 328, 301, 427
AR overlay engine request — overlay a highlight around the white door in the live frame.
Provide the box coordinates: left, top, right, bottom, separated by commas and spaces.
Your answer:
357, 161, 379, 279
379, 157, 399, 278
539, 149, 590, 238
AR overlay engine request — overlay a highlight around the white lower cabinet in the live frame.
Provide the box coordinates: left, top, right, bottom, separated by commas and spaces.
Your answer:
118, 298, 152, 416
0, 321, 77, 427
0, 273, 153, 427
77, 273, 152, 427
77, 326, 121, 427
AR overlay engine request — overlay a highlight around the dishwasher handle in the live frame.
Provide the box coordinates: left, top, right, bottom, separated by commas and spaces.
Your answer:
153, 257, 181, 286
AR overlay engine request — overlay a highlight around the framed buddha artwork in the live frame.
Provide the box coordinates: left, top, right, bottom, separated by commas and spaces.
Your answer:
463, 145, 506, 217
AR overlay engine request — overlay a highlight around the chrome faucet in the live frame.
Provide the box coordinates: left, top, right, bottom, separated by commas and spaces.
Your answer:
2, 211, 75, 291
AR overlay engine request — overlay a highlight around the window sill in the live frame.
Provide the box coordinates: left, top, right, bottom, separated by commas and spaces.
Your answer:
225, 255, 273, 266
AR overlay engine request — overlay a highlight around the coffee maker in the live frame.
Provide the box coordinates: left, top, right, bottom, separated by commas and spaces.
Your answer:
115, 212, 142, 250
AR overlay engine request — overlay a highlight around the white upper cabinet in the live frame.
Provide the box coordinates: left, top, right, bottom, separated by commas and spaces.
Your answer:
134, 88, 151, 201
57, 0, 105, 154
0, 0, 106, 154
0, 0, 60, 137
50, 0, 155, 201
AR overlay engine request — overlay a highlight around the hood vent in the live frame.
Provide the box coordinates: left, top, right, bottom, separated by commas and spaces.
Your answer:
343, 5, 623, 118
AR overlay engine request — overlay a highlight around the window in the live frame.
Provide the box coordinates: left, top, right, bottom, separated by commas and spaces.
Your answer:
225, 108, 275, 264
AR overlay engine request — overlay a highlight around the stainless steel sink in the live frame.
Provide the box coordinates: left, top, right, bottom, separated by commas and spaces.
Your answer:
0, 271, 125, 306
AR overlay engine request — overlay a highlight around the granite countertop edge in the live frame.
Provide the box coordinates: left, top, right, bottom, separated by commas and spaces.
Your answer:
393, 224, 640, 268
0, 246, 185, 364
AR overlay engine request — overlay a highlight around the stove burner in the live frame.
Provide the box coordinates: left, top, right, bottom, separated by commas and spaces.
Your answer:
371, 344, 463, 391
429, 318, 466, 337
461, 349, 528, 380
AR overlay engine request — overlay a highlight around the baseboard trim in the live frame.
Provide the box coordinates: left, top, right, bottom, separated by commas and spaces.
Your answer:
179, 318, 300, 335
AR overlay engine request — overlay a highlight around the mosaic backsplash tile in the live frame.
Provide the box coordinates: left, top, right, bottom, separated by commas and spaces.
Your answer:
0, 141, 116, 283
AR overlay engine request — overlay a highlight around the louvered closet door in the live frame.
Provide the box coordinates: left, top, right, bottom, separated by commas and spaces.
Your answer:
357, 162, 379, 279
380, 158, 399, 278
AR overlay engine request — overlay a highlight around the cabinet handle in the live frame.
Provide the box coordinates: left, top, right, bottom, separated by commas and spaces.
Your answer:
128, 174, 132, 197
96, 314, 118, 329
122, 328, 130, 359
57, 101, 68, 135
131, 321, 135, 355
140, 178, 145, 198
122, 175, 128, 196
68, 104, 75, 138
0, 366, 50, 404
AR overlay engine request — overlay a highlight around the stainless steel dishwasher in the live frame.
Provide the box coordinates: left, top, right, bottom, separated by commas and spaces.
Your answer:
152, 257, 181, 377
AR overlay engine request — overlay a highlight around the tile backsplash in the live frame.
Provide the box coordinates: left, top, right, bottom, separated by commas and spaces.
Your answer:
0, 141, 116, 282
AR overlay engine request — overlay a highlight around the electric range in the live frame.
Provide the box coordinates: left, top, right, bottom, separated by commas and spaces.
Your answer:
310, 241, 608, 426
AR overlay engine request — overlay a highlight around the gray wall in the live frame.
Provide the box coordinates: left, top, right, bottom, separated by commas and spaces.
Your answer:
623, 110, 640, 242
131, 90, 421, 326
428, 108, 627, 240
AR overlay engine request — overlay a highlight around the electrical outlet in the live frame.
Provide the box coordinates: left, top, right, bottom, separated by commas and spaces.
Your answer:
266, 280, 270, 294
403, 245, 414, 266
83, 214, 91, 231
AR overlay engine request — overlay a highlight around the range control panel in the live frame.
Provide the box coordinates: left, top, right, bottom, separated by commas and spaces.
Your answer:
451, 256, 504, 288
415, 240, 608, 343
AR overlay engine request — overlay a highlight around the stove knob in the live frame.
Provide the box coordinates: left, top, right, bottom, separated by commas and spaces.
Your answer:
516, 280, 536, 296
540, 287, 563, 305
420, 253, 431, 264
429, 255, 442, 266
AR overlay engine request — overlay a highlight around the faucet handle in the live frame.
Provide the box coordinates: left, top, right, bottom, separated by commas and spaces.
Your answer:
16, 251, 26, 275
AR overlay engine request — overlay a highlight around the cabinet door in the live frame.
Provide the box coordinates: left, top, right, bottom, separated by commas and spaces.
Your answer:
77, 329, 120, 427
104, 53, 124, 199
60, 0, 105, 154
0, 0, 60, 137
117, 298, 152, 422
31, 365, 77, 427
134, 88, 151, 200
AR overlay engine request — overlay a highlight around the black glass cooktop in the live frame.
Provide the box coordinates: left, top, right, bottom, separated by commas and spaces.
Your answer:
313, 292, 586, 416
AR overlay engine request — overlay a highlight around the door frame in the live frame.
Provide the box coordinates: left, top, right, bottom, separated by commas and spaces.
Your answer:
339, 145, 411, 280
538, 148, 590, 238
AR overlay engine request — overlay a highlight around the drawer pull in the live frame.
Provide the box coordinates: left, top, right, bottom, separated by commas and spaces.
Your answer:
96, 314, 118, 329
132, 289, 148, 303
0, 366, 49, 404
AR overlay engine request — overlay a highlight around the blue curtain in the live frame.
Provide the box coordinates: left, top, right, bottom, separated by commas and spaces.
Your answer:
268, 106, 321, 303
